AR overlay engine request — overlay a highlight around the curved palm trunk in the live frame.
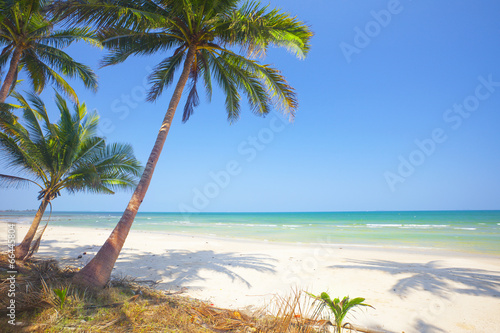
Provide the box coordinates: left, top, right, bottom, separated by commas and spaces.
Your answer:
15, 197, 50, 260
0, 48, 22, 103
73, 47, 197, 288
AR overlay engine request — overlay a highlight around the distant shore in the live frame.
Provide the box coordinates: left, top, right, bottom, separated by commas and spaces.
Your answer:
5, 224, 500, 333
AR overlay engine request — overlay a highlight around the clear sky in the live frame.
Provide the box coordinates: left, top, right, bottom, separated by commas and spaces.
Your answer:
2, 0, 500, 213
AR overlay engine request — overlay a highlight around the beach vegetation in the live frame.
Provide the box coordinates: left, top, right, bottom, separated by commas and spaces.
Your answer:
1, 255, 363, 333
1, 252, 382, 332
0, 92, 142, 260
53, 287, 69, 309
50, 0, 312, 288
308, 292, 373, 333
0, 0, 100, 103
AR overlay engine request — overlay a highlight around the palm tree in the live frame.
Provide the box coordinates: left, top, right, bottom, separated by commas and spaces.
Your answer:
54, 0, 312, 287
0, 0, 99, 103
0, 92, 142, 260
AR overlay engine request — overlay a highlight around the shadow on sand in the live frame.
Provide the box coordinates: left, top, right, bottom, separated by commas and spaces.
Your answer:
329, 259, 500, 298
116, 249, 278, 290
329, 259, 500, 333
36, 239, 277, 291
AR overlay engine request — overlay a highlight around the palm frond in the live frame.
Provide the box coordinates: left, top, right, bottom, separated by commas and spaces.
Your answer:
182, 57, 200, 122
33, 43, 98, 92
219, 1, 312, 59
147, 49, 186, 101
0, 128, 47, 182
49, 0, 172, 30
100, 31, 182, 67
65, 142, 141, 194
0, 46, 13, 70
22, 50, 79, 102
215, 49, 298, 119
23, 91, 57, 137
198, 49, 213, 102
211, 50, 271, 118
40, 26, 102, 49
0, 173, 39, 189
207, 51, 240, 122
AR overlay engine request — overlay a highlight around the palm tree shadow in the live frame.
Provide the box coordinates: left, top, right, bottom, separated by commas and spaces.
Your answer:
117, 249, 278, 290
329, 259, 500, 298
414, 319, 446, 333
29, 239, 278, 291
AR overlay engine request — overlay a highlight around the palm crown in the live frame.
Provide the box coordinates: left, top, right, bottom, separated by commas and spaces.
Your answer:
0, 92, 142, 198
0, 0, 99, 102
53, 0, 312, 122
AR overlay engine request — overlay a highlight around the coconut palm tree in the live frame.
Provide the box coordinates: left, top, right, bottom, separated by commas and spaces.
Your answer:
0, 0, 99, 103
54, 0, 312, 287
0, 92, 142, 260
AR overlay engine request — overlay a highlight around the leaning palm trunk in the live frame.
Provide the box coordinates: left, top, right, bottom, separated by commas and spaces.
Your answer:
26, 215, 51, 258
0, 48, 22, 103
73, 47, 196, 287
15, 196, 49, 260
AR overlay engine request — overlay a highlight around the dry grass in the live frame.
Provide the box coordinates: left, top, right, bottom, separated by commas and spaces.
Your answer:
0, 254, 350, 333
255, 289, 332, 333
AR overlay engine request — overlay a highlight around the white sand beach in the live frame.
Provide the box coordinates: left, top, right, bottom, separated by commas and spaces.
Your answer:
11, 224, 500, 333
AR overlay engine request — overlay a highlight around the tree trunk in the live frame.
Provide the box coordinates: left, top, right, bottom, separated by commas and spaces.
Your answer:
72, 47, 197, 288
0, 48, 22, 103
15, 197, 49, 260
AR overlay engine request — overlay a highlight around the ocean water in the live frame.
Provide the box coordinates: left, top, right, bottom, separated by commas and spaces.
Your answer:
2, 211, 500, 255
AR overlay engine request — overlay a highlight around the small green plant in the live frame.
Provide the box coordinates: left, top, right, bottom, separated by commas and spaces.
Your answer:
308, 292, 373, 332
53, 287, 69, 310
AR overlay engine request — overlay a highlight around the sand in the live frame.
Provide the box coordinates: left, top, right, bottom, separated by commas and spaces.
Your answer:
7, 224, 500, 333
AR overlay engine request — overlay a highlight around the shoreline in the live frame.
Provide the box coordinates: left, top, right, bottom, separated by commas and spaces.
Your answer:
5, 219, 499, 257
3, 209, 499, 257
4, 224, 500, 332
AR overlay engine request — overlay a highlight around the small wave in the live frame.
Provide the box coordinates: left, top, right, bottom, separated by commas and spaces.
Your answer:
399, 224, 450, 229
334, 224, 364, 228
366, 224, 402, 228
175, 220, 193, 225
282, 225, 303, 228
214, 223, 277, 227
454, 227, 477, 231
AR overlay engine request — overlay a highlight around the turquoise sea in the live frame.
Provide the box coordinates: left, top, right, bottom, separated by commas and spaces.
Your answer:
2, 211, 500, 255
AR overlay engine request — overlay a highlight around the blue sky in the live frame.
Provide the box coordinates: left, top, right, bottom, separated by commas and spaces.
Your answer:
2, 0, 500, 212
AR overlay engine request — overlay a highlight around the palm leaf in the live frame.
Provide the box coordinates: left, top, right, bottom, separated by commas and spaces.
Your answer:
49, 0, 172, 30
100, 31, 182, 67
33, 43, 98, 92
207, 51, 240, 122
219, 1, 312, 59
0, 173, 39, 189
40, 26, 102, 49
147, 50, 186, 101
